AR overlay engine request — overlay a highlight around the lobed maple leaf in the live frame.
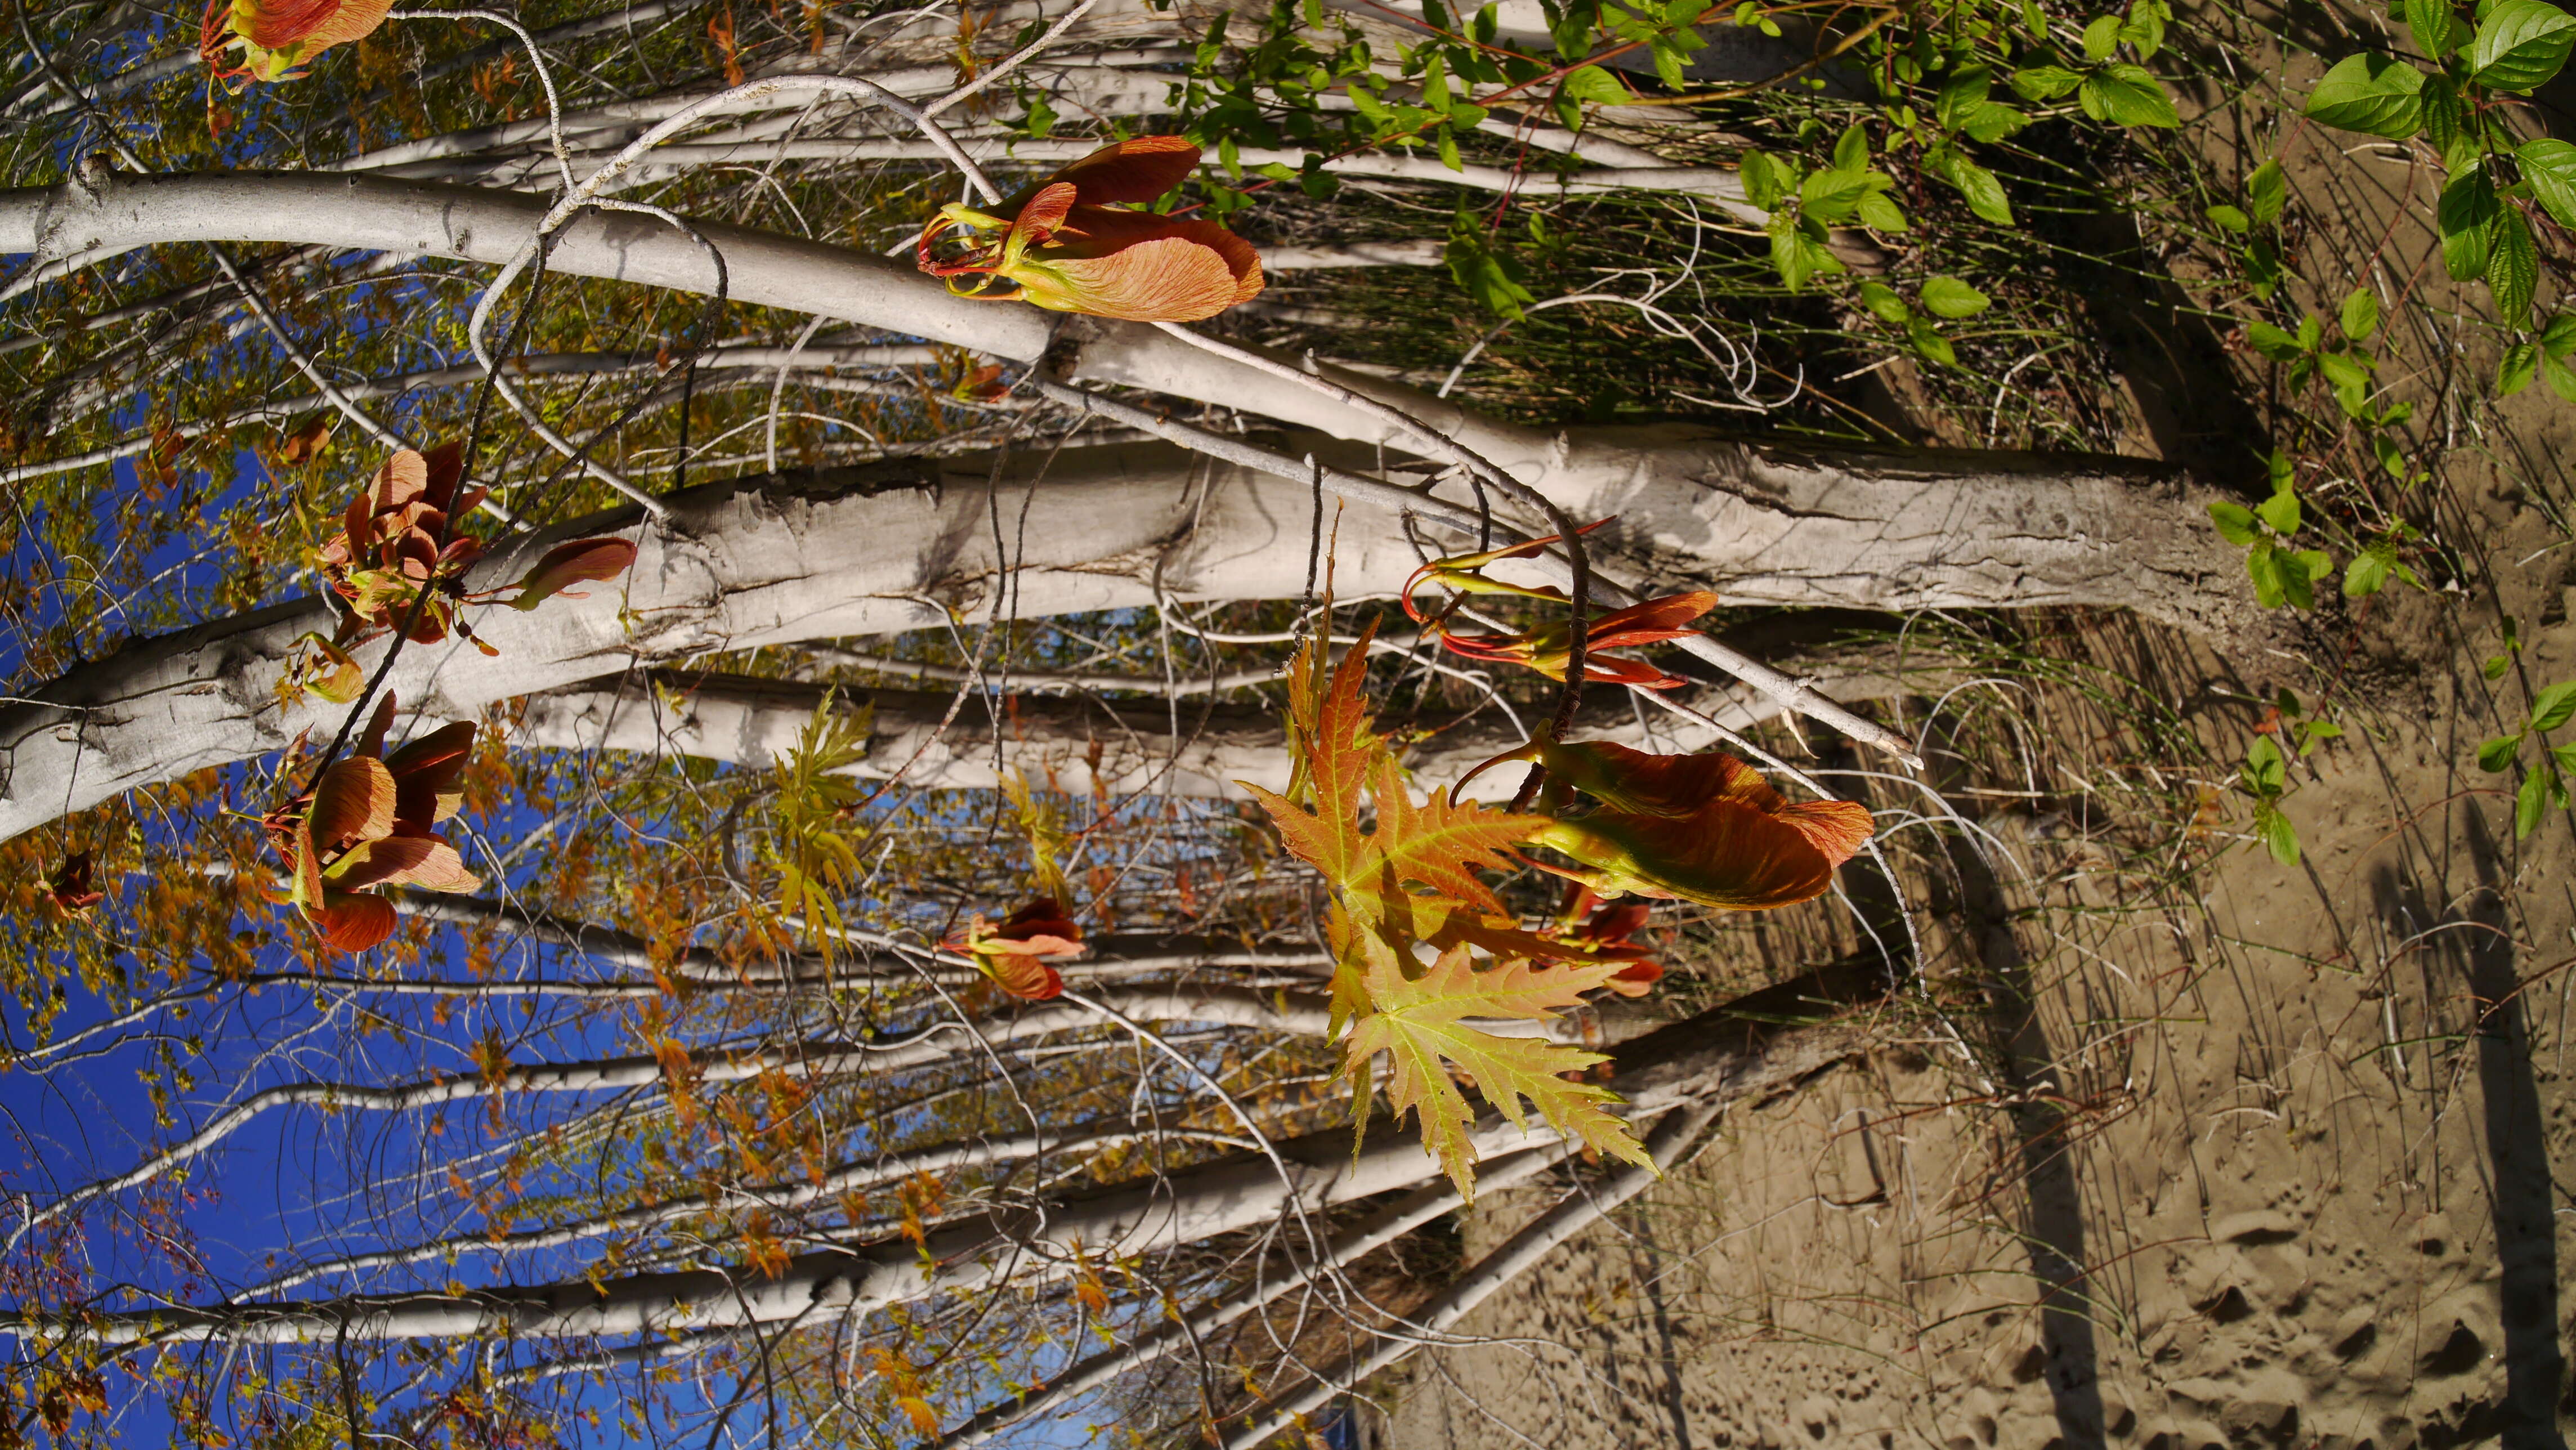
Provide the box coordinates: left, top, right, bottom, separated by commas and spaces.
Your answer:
1245, 628, 1657, 1196
1344, 942, 1652, 1198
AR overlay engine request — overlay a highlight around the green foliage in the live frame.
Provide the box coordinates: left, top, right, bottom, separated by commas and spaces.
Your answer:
2209, 456, 2333, 610
765, 691, 875, 954
2478, 679, 2576, 837
2237, 735, 2301, 865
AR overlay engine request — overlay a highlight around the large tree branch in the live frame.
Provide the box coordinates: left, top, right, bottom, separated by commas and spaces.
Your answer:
37, 973, 1884, 1344
0, 423, 2242, 844
515, 657, 1915, 800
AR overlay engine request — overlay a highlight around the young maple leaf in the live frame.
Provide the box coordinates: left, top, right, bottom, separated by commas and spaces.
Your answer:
1343, 942, 1653, 1199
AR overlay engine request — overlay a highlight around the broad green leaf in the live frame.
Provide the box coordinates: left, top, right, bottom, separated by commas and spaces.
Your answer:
2532, 679, 2576, 731
1858, 279, 1912, 323
2439, 164, 2501, 280
2258, 804, 2302, 865
2208, 500, 2261, 546
1445, 220, 1536, 319
2080, 62, 2181, 126
2479, 732, 2525, 773
2255, 481, 2300, 535
2207, 203, 2252, 231
2304, 52, 2427, 137
1739, 149, 1788, 209
2515, 759, 2552, 836
2470, 0, 2576, 89
1832, 122, 1870, 173
1559, 64, 1633, 105
2122, 0, 2171, 55
2345, 547, 2394, 597
1856, 190, 1909, 230
1768, 213, 1843, 290
2244, 735, 2288, 794
2246, 541, 2291, 607
2247, 319, 2307, 361
2544, 313, 2576, 356
2409, 0, 2470, 55
2340, 287, 2380, 341
2246, 159, 2288, 223
1800, 167, 1876, 222
2499, 339, 2539, 394
1938, 151, 2015, 224
1908, 315, 1958, 366
2010, 64, 2087, 100
2519, 138, 2576, 227
1919, 275, 1992, 318
2082, 13, 2123, 59
2489, 205, 2539, 322
2544, 349, 2576, 402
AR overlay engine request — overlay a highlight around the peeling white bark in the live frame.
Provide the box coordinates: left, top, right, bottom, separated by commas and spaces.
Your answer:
0, 429, 2242, 845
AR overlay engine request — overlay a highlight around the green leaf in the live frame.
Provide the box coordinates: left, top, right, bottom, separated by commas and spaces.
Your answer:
1832, 123, 1871, 173
1650, 34, 1690, 87
2255, 480, 2300, 535
1739, 149, 1788, 209
1907, 315, 1958, 366
2246, 159, 2288, 223
2209, 500, 2262, 546
2543, 313, 2576, 356
2246, 541, 2290, 607
2247, 319, 2307, 361
1559, 64, 1634, 106
2531, 679, 2576, 731
1855, 190, 1909, 231
1937, 151, 2015, 225
1445, 220, 1536, 320
2082, 13, 2123, 59
2439, 164, 2501, 280
2121, 0, 2171, 56
2340, 287, 2381, 341
1800, 167, 1876, 222
2244, 735, 2288, 794
1858, 279, 1912, 323
2304, 52, 2427, 138
2207, 203, 2252, 232
2409, 0, 2470, 55
2544, 348, 2576, 401
2345, 547, 2394, 597
2009, 64, 2087, 100
1919, 275, 1992, 318
1767, 213, 1842, 290
2080, 62, 2181, 126
2499, 339, 2540, 394
2258, 804, 2302, 865
2480, 732, 2526, 772
2423, 75, 2474, 163
2489, 205, 2539, 323
2520, 138, 2576, 227
2470, 0, 2576, 89
2516, 759, 2552, 836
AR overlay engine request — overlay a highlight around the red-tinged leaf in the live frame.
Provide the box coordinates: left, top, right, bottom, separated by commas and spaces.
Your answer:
308, 755, 396, 851
1604, 960, 1663, 997
1343, 942, 1650, 1198
1043, 135, 1201, 204
1013, 232, 1252, 321
978, 950, 1066, 1001
277, 416, 332, 464
509, 536, 637, 611
1012, 181, 1079, 246
385, 720, 477, 828
46, 851, 104, 916
1584, 592, 1718, 647
290, 817, 326, 912
307, 891, 398, 953
1531, 798, 1840, 910
1540, 739, 1876, 871
354, 691, 396, 760
323, 834, 478, 893
1400, 519, 1613, 616
990, 897, 1085, 948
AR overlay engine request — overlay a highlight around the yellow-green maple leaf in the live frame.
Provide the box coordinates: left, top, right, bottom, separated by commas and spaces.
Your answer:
1344, 942, 1653, 1199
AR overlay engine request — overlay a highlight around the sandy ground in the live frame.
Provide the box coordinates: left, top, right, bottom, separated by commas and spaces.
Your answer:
1372, 30, 2576, 1450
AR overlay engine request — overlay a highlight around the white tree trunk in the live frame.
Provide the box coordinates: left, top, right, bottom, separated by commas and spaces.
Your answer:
44, 993, 1874, 1344
0, 424, 2239, 845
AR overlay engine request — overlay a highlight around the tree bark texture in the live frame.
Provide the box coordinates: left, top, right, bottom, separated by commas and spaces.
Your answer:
0, 428, 2239, 844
